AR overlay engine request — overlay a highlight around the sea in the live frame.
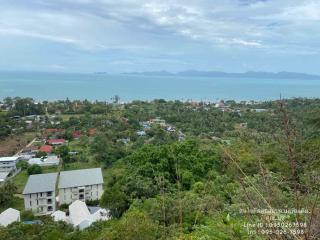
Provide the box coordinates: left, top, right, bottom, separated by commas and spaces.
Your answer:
0, 72, 319, 102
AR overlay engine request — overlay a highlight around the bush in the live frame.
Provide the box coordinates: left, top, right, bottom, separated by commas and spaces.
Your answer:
16, 160, 29, 170
27, 164, 42, 175
21, 210, 35, 221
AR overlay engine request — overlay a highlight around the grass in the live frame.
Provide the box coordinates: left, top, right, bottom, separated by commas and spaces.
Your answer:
12, 171, 29, 193
62, 161, 100, 171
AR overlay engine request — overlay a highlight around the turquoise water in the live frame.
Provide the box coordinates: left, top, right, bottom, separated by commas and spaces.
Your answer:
0, 72, 319, 101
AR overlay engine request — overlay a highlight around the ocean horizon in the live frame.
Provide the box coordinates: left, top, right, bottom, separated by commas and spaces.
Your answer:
0, 71, 319, 102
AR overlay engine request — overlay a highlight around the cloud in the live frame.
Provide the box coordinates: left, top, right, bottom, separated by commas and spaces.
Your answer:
0, 28, 76, 44
0, 0, 319, 73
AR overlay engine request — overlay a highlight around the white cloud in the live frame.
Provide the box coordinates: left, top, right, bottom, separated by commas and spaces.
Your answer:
0, 28, 76, 44
0, 0, 319, 73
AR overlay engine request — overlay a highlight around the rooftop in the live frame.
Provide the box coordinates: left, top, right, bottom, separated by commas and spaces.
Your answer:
0, 156, 19, 162
58, 168, 103, 189
39, 145, 53, 153
0, 208, 20, 227
23, 173, 58, 194
47, 139, 66, 143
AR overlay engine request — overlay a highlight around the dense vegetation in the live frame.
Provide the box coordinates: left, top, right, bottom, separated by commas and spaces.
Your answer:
0, 97, 319, 239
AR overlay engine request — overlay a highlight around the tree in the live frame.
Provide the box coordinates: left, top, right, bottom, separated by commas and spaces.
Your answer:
16, 160, 29, 170
100, 188, 129, 218
55, 145, 72, 164
35, 151, 47, 158
0, 181, 17, 206
102, 210, 159, 240
27, 164, 42, 175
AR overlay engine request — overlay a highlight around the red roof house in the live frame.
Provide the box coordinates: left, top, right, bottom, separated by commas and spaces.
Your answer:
39, 145, 53, 153
88, 128, 97, 136
73, 131, 82, 139
47, 139, 66, 145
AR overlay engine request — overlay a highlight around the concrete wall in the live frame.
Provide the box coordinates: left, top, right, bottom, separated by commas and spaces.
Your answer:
0, 161, 17, 172
23, 191, 56, 215
59, 184, 103, 205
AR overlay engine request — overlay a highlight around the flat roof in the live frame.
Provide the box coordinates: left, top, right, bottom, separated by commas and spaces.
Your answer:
23, 173, 58, 194
58, 168, 103, 189
0, 156, 19, 162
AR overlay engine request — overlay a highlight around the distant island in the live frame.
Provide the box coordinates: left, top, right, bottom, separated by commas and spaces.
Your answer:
121, 70, 320, 80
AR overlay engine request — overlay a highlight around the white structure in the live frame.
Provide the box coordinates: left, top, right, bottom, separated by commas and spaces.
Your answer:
52, 200, 110, 230
58, 168, 104, 205
51, 210, 68, 222
28, 155, 60, 167
23, 173, 58, 215
0, 172, 10, 183
0, 208, 20, 227
0, 156, 20, 182
0, 156, 19, 173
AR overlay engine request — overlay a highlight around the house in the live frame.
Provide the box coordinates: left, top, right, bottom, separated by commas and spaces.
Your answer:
252, 108, 268, 113
44, 128, 64, 136
0, 156, 20, 181
235, 122, 248, 130
0, 156, 19, 173
73, 131, 82, 139
39, 145, 53, 154
88, 128, 97, 136
140, 121, 151, 130
52, 200, 110, 230
51, 210, 68, 222
47, 139, 66, 145
150, 117, 166, 126
58, 168, 104, 205
215, 101, 225, 108
117, 138, 130, 144
0, 208, 20, 227
136, 130, 146, 136
23, 173, 58, 215
166, 125, 176, 132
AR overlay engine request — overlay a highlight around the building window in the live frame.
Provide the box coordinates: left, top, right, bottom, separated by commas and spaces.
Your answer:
47, 198, 52, 204
79, 194, 84, 200
47, 206, 53, 212
40, 192, 43, 197
79, 189, 84, 193
47, 191, 52, 197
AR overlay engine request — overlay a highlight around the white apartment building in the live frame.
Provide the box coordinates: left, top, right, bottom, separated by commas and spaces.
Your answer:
0, 156, 19, 173
58, 168, 104, 205
23, 173, 58, 215
0, 156, 20, 182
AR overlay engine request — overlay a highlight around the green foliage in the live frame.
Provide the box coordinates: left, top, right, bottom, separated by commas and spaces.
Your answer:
2, 98, 320, 239
0, 181, 17, 207
16, 160, 29, 170
100, 187, 129, 218
101, 210, 160, 240
27, 164, 42, 175
35, 151, 47, 158
20, 211, 35, 221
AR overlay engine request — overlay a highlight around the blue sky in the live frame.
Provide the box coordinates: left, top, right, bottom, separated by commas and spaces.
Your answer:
0, 0, 319, 74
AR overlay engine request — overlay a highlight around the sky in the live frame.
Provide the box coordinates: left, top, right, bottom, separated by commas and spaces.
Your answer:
0, 0, 319, 74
